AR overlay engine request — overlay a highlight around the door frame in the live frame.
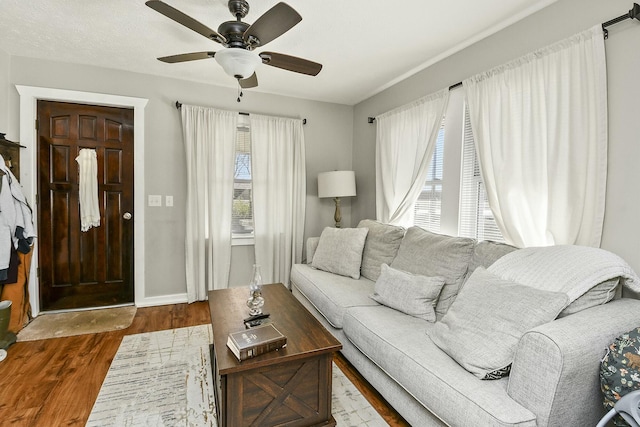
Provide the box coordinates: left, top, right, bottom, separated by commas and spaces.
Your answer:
16, 85, 148, 316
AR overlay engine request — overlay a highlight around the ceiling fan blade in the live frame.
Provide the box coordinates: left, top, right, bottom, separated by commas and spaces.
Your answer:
243, 3, 302, 47
158, 52, 216, 63
239, 73, 258, 89
146, 0, 226, 44
260, 52, 322, 76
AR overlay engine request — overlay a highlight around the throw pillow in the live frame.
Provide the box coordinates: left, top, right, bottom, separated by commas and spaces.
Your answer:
311, 227, 369, 279
357, 219, 405, 282
430, 267, 568, 380
370, 264, 445, 322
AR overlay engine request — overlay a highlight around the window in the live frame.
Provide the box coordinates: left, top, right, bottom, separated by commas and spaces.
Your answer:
395, 89, 505, 242
232, 122, 254, 239
413, 119, 445, 233
458, 104, 504, 242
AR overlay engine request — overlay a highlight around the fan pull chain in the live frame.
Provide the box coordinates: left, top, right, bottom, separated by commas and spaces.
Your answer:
237, 82, 244, 103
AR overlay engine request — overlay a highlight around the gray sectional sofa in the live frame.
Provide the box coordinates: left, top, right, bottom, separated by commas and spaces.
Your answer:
290, 220, 640, 426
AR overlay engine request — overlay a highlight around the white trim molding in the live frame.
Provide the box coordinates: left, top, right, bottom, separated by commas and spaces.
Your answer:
16, 85, 149, 315
134, 293, 189, 308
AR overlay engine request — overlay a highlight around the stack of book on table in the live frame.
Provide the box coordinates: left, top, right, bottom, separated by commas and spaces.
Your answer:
227, 323, 287, 361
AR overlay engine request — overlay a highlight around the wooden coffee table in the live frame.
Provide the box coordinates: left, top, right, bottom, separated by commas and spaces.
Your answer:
208, 283, 342, 427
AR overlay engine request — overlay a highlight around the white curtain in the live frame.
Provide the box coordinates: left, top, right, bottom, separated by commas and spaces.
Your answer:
376, 89, 450, 227
464, 25, 607, 248
250, 114, 306, 286
181, 105, 238, 302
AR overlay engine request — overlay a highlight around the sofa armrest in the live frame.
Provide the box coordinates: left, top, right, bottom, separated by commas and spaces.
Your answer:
306, 237, 320, 264
507, 298, 640, 427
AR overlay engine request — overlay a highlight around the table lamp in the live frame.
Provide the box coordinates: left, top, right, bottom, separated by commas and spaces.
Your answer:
317, 171, 356, 228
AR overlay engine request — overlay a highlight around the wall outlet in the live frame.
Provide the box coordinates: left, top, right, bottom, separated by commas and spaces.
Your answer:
165, 195, 173, 207
148, 195, 162, 207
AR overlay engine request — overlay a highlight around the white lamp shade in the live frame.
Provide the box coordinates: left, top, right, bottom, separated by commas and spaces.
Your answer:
318, 171, 356, 198
214, 48, 261, 79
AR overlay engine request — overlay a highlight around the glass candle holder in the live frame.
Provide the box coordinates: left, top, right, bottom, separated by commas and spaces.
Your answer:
246, 264, 264, 316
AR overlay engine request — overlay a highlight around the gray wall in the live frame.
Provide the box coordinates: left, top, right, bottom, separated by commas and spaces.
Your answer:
0, 49, 9, 136
5, 0, 640, 300
352, 0, 640, 273
6, 56, 353, 298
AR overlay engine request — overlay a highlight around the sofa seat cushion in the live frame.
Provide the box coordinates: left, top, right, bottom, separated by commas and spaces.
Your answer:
342, 306, 537, 427
290, 264, 378, 328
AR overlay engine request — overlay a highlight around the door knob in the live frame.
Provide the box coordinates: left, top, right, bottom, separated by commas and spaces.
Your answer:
123, 212, 132, 220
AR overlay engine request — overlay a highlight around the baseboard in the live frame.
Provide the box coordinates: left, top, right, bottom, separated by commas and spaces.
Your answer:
136, 293, 189, 308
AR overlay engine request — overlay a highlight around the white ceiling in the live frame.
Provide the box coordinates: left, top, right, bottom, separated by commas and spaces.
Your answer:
0, 0, 556, 105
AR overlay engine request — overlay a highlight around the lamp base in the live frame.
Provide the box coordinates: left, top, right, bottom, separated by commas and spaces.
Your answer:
333, 197, 342, 228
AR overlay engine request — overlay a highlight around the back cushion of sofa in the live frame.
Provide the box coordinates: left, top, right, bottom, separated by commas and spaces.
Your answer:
357, 219, 405, 281
306, 237, 320, 264
464, 240, 519, 284
391, 226, 475, 319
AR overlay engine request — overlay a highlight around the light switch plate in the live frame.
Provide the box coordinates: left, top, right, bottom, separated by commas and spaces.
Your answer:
165, 195, 173, 207
148, 195, 162, 207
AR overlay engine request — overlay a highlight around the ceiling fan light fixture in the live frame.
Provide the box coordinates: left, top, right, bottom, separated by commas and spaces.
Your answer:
214, 48, 260, 79
147, 0, 323, 88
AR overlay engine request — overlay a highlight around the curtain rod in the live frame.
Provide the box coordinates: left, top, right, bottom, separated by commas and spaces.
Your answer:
602, 3, 640, 39
175, 101, 307, 125
367, 81, 462, 124
368, 3, 640, 124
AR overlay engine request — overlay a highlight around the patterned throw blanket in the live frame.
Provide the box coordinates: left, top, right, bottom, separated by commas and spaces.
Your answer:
488, 245, 640, 303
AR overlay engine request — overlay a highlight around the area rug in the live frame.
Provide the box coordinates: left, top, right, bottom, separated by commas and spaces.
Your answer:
17, 305, 137, 341
87, 324, 387, 426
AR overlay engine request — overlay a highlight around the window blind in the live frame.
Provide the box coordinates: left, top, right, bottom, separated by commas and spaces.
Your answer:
458, 104, 504, 242
413, 119, 445, 233
232, 125, 254, 237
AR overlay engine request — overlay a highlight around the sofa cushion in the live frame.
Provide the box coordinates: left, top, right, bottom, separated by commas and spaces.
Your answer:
342, 305, 537, 426
558, 277, 619, 317
431, 267, 568, 380
290, 264, 378, 328
464, 240, 518, 283
357, 219, 405, 281
488, 245, 640, 314
311, 227, 369, 279
305, 237, 320, 264
390, 226, 475, 319
370, 264, 444, 322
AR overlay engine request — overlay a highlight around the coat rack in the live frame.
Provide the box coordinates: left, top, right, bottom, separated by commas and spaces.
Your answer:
0, 134, 25, 180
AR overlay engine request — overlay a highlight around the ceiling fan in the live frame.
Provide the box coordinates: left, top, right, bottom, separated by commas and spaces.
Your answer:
145, 0, 323, 90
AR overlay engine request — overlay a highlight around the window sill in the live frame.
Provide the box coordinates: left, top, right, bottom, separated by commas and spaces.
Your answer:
232, 235, 254, 246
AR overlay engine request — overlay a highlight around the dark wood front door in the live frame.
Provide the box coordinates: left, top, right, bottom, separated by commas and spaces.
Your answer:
37, 101, 134, 311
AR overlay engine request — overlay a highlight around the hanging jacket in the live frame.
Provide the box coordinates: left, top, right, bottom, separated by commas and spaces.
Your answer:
0, 154, 35, 274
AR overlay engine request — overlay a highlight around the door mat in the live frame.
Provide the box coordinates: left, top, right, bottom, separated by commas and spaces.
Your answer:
87, 324, 387, 426
16, 305, 137, 341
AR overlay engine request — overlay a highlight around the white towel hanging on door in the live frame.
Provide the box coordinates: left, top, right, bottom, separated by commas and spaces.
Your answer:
76, 149, 100, 232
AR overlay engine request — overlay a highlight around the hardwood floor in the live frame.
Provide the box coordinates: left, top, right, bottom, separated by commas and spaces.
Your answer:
0, 302, 409, 426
